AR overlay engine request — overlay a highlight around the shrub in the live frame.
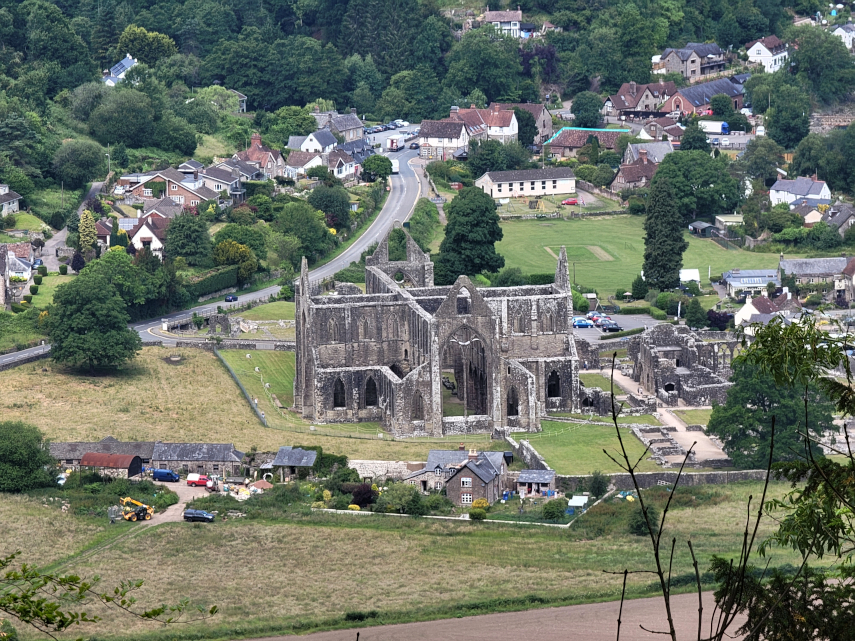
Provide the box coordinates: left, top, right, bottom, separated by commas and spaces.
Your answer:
654, 292, 671, 311
351, 483, 378, 507
472, 497, 490, 510
33, 275, 43, 285
649, 307, 668, 320
589, 470, 609, 498
332, 494, 352, 510
10, 303, 27, 313
23, 295, 32, 303
423, 493, 454, 513
542, 498, 567, 521
805, 293, 823, 307
38, 265, 47, 277
344, 610, 379, 622
629, 503, 660, 536
29, 285, 39, 295
469, 508, 487, 521
347, 504, 360, 511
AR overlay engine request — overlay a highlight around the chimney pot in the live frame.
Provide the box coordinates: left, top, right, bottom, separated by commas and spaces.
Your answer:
639, 148, 648, 164
459, 442, 465, 451
193, 169, 198, 180
468, 448, 477, 461
351, 107, 356, 114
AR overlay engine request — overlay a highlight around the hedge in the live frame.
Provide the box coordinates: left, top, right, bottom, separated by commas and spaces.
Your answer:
29, 285, 39, 295
527, 273, 554, 285
617, 306, 650, 314
23, 295, 32, 303
650, 307, 667, 320
598, 327, 645, 340
33, 275, 43, 285
183, 265, 240, 298
59, 265, 67, 275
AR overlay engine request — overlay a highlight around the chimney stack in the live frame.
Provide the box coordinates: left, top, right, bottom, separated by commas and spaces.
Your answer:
351, 107, 356, 114
458, 442, 465, 451
468, 448, 478, 461
639, 148, 648, 164
451, 105, 459, 113
193, 169, 198, 180
314, 105, 320, 113
629, 81, 637, 97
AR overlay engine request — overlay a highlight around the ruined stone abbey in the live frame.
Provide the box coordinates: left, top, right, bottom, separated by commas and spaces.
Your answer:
294, 229, 581, 436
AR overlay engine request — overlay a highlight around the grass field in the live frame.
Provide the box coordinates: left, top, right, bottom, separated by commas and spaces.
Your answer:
19, 480, 801, 640
526, 420, 663, 474
31, 273, 74, 306
27, 185, 87, 224
579, 373, 613, 388
496, 216, 803, 291
674, 409, 714, 426
219, 349, 296, 407
194, 134, 231, 162
10, 212, 48, 231
239, 301, 295, 321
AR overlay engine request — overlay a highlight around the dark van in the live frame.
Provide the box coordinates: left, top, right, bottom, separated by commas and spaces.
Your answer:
153, 469, 180, 482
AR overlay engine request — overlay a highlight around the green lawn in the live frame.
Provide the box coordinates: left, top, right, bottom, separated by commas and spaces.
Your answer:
28, 185, 87, 224
496, 216, 803, 291
526, 420, 663, 474
194, 133, 232, 162
579, 373, 613, 388
219, 349, 296, 407
673, 409, 714, 426
239, 301, 295, 321
32, 273, 74, 306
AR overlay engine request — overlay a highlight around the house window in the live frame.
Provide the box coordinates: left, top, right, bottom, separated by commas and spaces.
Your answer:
143, 189, 152, 196
435, 468, 442, 476
541, 181, 546, 189
497, 183, 502, 193
530, 181, 535, 189
215, 184, 222, 190
174, 196, 184, 204
65, 459, 74, 465
435, 481, 443, 490
190, 200, 198, 206
212, 464, 219, 471
519, 182, 524, 190
159, 464, 168, 469
171, 184, 177, 190
552, 180, 557, 188
461, 493, 473, 504
447, 138, 453, 143
461, 477, 472, 488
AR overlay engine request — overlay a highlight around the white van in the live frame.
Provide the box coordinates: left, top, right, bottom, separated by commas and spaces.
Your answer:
755, 126, 766, 136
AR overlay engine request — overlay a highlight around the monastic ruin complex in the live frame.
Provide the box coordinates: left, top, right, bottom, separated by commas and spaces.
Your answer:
294, 229, 581, 436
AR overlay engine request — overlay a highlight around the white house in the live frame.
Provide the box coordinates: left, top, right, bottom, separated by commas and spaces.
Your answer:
327, 149, 356, 180
723, 269, 781, 298
448, 105, 519, 144
746, 36, 788, 73
419, 120, 470, 161
481, 9, 522, 37
474, 167, 576, 198
284, 151, 323, 179
833, 22, 855, 50
770, 176, 831, 206
0, 184, 22, 215
102, 54, 137, 86
128, 217, 169, 257
301, 130, 337, 154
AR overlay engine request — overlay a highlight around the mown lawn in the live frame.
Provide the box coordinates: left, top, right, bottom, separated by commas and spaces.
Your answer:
32, 273, 74, 306
674, 409, 714, 426
579, 373, 613, 388
526, 420, 663, 474
496, 217, 803, 292
42, 480, 804, 640
238, 301, 295, 321
9, 212, 48, 231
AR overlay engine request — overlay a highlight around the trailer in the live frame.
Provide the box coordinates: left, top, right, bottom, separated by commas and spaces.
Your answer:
699, 121, 730, 135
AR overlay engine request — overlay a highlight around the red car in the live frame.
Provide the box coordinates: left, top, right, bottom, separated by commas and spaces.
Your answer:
562, 198, 578, 205
186, 473, 210, 487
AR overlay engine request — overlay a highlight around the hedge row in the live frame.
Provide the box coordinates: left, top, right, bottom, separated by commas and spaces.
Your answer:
598, 327, 645, 340
615, 305, 667, 320
184, 265, 240, 298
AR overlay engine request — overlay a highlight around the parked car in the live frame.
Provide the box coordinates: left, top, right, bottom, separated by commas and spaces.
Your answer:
586, 311, 600, 319
183, 509, 215, 523
594, 316, 612, 326
33, 258, 44, 267
573, 318, 593, 328
409, 142, 420, 149
153, 469, 180, 482
186, 473, 211, 487
561, 198, 578, 205
601, 321, 623, 332
225, 295, 238, 302
721, 137, 730, 147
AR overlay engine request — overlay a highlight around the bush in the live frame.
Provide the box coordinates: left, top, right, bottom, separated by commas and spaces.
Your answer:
542, 498, 567, 521
649, 307, 668, 320
628, 503, 660, 536
527, 273, 554, 285
469, 508, 487, 520
58, 263, 67, 274
472, 497, 490, 510
654, 292, 671, 311
29, 285, 39, 295
183, 265, 240, 298
23, 295, 32, 303
10, 302, 28, 313
33, 275, 43, 285
423, 493, 454, 513
351, 483, 378, 507
589, 470, 609, 498
805, 292, 823, 307
617, 305, 650, 314
347, 504, 360, 511
38, 265, 47, 277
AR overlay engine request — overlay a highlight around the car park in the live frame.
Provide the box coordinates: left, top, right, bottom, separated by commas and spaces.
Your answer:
721, 137, 730, 147
594, 316, 612, 327
586, 311, 600, 319
183, 509, 216, 523
561, 198, 578, 205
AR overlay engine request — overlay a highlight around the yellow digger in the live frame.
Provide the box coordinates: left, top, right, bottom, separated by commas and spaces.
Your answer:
120, 497, 154, 522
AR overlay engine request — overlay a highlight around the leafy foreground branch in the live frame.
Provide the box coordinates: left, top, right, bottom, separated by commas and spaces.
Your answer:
0, 551, 217, 640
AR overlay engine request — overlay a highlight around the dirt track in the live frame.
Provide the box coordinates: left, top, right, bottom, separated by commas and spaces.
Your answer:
247, 592, 745, 641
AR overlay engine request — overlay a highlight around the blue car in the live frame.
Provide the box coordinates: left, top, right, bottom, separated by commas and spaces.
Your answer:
573, 318, 593, 328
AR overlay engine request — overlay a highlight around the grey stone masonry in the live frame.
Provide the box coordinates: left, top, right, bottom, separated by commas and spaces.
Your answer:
295, 228, 581, 437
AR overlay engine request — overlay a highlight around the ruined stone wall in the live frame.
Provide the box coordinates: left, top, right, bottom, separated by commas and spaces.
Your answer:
555, 469, 768, 492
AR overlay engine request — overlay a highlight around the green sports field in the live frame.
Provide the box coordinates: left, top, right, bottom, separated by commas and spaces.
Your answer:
496, 216, 802, 292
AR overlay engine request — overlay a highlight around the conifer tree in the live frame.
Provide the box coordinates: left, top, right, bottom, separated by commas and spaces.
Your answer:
78, 210, 97, 253
685, 297, 707, 329
642, 177, 687, 291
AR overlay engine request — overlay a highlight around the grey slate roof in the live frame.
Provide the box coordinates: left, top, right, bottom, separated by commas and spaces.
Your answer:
178, 160, 203, 171
626, 142, 674, 163
675, 78, 743, 107
425, 449, 505, 473
449, 457, 501, 484
689, 221, 713, 230
287, 135, 308, 150
270, 446, 317, 468
108, 54, 136, 78
217, 158, 264, 180
50, 437, 156, 461
779, 257, 849, 277
480, 167, 575, 183
202, 166, 238, 183
312, 129, 338, 148
330, 113, 363, 133
0, 189, 22, 205
518, 470, 555, 483
143, 197, 182, 218
152, 442, 244, 462
663, 43, 724, 60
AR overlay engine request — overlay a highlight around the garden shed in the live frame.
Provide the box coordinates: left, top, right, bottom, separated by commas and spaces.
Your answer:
79, 453, 143, 479
263, 446, 318, 482
517, 470, 556, 496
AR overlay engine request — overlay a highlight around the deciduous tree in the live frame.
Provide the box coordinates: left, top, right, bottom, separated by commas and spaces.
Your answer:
0, 421, 55, 493
308, 184, 352, 231
571, 91, 602, 129
361, 154, 392, 182
52, 140, 104, 189
117, 25, 178, 65
678, 118, 710, 153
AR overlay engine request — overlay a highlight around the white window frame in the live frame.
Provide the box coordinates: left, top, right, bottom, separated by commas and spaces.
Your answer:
171, 184, 177, 191
461, 493, 473, 504
461, 477, 472, 488
435, 481, 443, 490
143, 189, 152, 197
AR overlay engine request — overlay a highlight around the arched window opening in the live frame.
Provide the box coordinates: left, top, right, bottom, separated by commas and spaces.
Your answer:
390, 317, 399, 339
543, 313, 554, 332
513, 315, 523, 333
328, 319, 339, 342
664, 382, 676, 392
582, 397, 594, 407
547, 370, 561, 398
365, 377, 378, 407
391, 363, 404, 378
507, 386, 519, 416
359, 319, 371, 341
404, 349, 409, 360
333, 378, 346, 408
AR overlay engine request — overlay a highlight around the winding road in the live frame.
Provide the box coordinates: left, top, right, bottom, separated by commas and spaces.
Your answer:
3, 134, 426, 356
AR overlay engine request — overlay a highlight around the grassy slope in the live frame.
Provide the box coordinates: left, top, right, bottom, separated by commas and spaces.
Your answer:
10, 213, 47, 230
194, 134, 231, 162
40, 480, 803, 640
238, 301, 295, 321
530, 420, 662, 474
496, 216, 804, 291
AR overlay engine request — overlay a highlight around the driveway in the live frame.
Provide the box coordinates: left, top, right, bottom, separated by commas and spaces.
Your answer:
149, 481, 210, 524
42, 181, 103, 272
